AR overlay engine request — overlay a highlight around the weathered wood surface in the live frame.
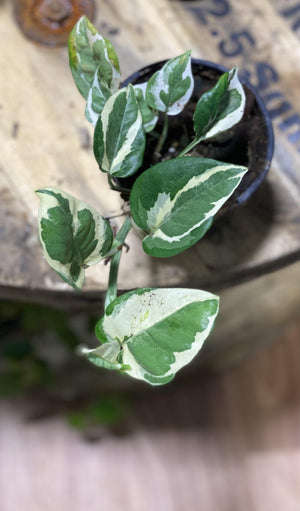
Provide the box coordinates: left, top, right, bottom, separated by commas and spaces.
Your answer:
0, 0, 299, 358
0, 0, 299, 297
0, 320, 299, 511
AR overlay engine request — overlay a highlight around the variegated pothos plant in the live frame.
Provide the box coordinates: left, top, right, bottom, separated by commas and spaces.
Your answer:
36, 16, 248, 385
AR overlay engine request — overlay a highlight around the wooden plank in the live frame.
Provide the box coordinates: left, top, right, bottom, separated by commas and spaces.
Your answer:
0, 0, 299, 294
0, 1, 299, 343
0, 320, 299, 511
272, 0, 300, 36
0, 0, 195, 295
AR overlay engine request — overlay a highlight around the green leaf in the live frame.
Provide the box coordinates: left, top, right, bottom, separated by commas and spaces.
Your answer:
68, 16, 120, 100
130, 157, 248, 257
146, 51, 194, 115
134, 83, 158, 132
193, 67, 245, 142
93, 85, 146, 177
36, 187, 113, 289
91, 288, 219, 385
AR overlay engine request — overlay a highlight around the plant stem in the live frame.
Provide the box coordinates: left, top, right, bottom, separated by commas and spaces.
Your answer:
105, 251, 122, 311
177, 136, 202, 157
104, 216, 132, 311
154, 114, 169, 156
108, 175, 131, 194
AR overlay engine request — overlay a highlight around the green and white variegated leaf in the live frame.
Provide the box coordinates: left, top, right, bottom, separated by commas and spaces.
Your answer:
146, 51, 194, 115
134, 82, 158, 132
93, 84, 146, 178
92, 288, 219, 385
193, 67, 245, 142
36, 187, 113, 290
82, 341, 129, 371
130, 157, 248, 257
85, 73, 112, 125
69, 16, 120, 100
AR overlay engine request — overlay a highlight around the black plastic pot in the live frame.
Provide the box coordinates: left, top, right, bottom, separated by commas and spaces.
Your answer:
120, 59, 274, 211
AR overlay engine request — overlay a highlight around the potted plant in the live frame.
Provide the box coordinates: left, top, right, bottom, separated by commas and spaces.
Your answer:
36, 16, 273, 386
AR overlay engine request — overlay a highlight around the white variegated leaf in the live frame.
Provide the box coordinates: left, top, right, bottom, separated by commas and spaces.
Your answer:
130, 157, 248, 257
134, 82, 158, 132
91, 288, 219, 385
36, 187, 113, 290
85, 73, 112, 125
193, 67, 246, 142
146, 51, 194, 115
93, 85, 146, 177
82, 341, 129, 371
69, 16, 120, 100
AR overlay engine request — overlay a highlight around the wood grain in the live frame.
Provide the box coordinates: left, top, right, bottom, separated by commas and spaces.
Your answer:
0, 0, 299, 357
0, 0, 299, 294
0, 320, 299, 511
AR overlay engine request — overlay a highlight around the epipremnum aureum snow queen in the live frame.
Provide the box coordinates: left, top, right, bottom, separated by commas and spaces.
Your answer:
36, 16, 248, 385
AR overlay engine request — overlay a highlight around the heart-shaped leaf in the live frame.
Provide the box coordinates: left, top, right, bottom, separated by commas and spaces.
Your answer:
146, 51, 194, 115
69, 16, 120, 100
193, 67, 245, 142
89, 288, 219, 385
36, 187, 113, 289
130, 157, 248, 257
93, 85, 146, 177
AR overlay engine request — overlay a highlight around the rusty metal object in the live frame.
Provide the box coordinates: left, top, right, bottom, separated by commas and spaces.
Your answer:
14, 0, 96, 46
